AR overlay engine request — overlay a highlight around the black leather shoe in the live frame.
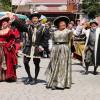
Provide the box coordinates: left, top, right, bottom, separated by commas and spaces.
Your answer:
51, 86, 56, 90
46, 85, 50, 89
24, 78, 33, 85
30, 79, 38, 85
84, 71, 89, 75
93, 71, 98, 75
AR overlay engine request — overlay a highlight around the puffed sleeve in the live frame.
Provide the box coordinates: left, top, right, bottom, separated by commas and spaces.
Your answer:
11, 20, 28, 33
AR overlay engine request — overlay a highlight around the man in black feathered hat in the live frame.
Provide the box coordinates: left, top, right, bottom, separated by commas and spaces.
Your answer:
29, 13, 41, 20
23, 13, 50, 85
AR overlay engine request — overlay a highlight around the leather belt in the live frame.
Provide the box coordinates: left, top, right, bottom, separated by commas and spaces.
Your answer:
54, 42, 68, 45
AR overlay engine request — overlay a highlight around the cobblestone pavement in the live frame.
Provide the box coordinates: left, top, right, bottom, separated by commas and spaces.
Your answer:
0, 56, 100, 100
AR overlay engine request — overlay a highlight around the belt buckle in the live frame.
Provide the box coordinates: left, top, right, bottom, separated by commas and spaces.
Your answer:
57, 43, 59, 45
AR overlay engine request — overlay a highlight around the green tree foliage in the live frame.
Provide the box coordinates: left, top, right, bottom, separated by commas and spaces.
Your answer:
82, 0, 100, 19
0, 0, 12, 11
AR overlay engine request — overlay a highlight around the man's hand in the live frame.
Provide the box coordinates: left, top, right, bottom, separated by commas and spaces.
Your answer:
38, 46, 44, 52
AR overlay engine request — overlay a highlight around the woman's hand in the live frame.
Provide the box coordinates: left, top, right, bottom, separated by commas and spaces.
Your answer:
6, 12, 15, 20
20, 42, 23, 48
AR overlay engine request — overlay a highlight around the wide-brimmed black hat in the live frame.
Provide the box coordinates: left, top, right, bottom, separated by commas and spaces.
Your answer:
0, 16, 10, 26
29, 13, 41, 20
90, 20, 98, 26
54, 16, 70, 27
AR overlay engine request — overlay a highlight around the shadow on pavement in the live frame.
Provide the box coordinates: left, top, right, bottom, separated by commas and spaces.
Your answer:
17, 77, 46, 84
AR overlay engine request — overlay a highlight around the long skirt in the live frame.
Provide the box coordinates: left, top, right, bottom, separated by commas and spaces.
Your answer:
73, 41, 85, 61
45, 44, 72, 89
0, 45, 17, 81
0, 46, 6, 71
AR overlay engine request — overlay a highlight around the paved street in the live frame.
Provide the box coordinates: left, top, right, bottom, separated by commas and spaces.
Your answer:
0, 56, 100, 100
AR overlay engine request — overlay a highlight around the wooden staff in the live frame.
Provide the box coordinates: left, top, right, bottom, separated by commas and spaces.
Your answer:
15, 0, 23, 14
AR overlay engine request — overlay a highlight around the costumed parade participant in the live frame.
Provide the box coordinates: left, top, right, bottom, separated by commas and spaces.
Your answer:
0, 16, 17, 82
84, 20, 100, 75
45, 16, 72, 90
23, 13, 50, 85
73, 19, 88, 61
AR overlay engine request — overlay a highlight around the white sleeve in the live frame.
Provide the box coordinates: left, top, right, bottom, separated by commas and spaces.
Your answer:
48, 39, 53, 51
